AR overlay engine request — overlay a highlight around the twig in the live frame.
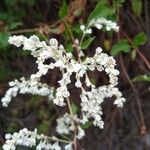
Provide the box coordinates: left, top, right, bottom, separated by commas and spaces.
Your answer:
9, 28, 39, 34
9, 20, 62, 34
63, 20, 81, 62
144, 0, 150, 46
119, 55, 146, 136
66, 97, 73, 117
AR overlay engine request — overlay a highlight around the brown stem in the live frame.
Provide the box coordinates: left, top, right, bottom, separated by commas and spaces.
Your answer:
73, 128, 77, 150
9, 20, 61, 34
119, 55, 146, 136
136, 49, 150, 71
9, 28, 39, 34
63, 20, 81, 62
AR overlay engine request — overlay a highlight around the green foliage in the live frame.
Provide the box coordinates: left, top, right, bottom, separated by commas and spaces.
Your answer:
66, 43, 73, 52
72, 25, 81, 34
0, 0, 39, 26
59, 0, 68, 19
28, 95, 41, 108
71, 102, 78, 115
81, 37, 95, 49
131, 0, 142, 16
6, 122, 18, 133
4, 0, 17, 7
0, 146, 3, 150
111, 39, 131, 56
0, 12, 7, 20
9, 22, 23, 30
113, 0, 126, 7
5, 0, 38, 6
133, 32, 147, 46
0, 32, 9, 49
38, 120, 49, 134
26, 0, 37, 6
81, 121, 93, 129
88, 0, 116, 22
113, 0, 126, 4
132, 75, 150, 82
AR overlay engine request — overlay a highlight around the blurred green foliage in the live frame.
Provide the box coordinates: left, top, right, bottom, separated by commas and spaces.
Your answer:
111, 39, 131, 56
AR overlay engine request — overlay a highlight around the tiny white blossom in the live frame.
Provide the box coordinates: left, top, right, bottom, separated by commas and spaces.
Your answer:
76, 126, 85, 140
49, 38, 58, 47
89, 18, 119, 32
85, 28, 92, 34
75, 79, 82, 88
96, 47, 102, 54
80, 25, 85, 31
56, 113, 76, 135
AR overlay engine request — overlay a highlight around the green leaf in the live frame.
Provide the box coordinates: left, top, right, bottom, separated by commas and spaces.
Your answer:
71, 103, 78, 115
88, 0, 115, 22
114, 0, 126, 3
26, 0, 37, 6
81, 121, 93, 129
9, 22, 23, 30
113, 0, 126, 7
6, 122, 18, 133
111, 39, 131, 56
59, 0, 68, 19
132, 75, 150, 82
81, 37, 95, 49
4, 0, 17, 6
0, 12, 8, 20
0, 32, 9, 49
132, 0, 142, 16
37, 120, 49, 134
66, 43, 73, 52
72, 25, 81, 34
133, 32, 147, 46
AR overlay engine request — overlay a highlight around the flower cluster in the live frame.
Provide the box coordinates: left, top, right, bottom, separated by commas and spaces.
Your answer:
3, 128, 72, 150
3, 128, 37, 150
3, 112, 86, 150
56, 113, 85, 140
1, 17, 125, 149
1, 77, 53, 107
80, 17, 119, 34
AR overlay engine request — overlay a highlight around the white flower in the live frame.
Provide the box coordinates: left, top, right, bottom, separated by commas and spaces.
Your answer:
95, 23, 102, 29
72, 63, 82, 72
80, 25, 85, 31
8, 35, 26, 47
114, 97, 126, 107
96, 47, 102, 54
3, 128, 37, 150
49, 38, 58, 47
75, 79, 82, 88
1, 77, 53, 107
3, 128, 63, 150
65, 143, 73, 150
85, 28, 92, 34
76, 126, 85, 140
56, 113, 75, 135
89, 18, 119, 32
